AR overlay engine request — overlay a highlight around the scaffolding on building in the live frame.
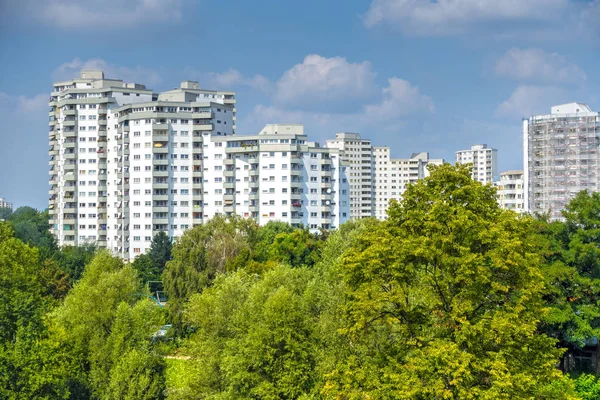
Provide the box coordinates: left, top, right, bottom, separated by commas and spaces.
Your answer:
528, 113, 600, 220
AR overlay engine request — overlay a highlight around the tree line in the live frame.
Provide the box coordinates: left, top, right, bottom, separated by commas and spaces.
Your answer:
4, 163, 600, 398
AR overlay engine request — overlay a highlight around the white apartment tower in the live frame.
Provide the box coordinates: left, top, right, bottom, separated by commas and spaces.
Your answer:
495, 170, 525, 213
455, 144, 498, 184
524, 103, 600, 220
205, 124, 350, 233
49, 71, 348, 260
0, 198, 13, 210
373, 148, 444, 219
326, 133, 375, 219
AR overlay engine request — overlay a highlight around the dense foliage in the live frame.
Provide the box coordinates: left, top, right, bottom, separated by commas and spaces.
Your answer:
5, 164, 600, 398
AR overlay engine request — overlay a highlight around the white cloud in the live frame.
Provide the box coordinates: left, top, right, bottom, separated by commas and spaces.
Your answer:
365, 78, 434, 118
0, 92, 48, 113
53, 58, 162, 87
17, 94, 49, 113
209, 69, 273, 93
496, 85, 568, 118
495, 48, 586, 84
578, 0, 600, 40
274, 54, 377, 106
364, 0, 568, 35
9, 0, 185, 29
242, 77, 434, 136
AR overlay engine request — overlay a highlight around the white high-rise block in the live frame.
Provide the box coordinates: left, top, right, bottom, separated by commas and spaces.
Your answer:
49, 71, 348, 260
524, 103, 600, 220
325, 133, 375, 219
455, 144, 498, 185
373, 148, 444, 219
495, 170, 525, 213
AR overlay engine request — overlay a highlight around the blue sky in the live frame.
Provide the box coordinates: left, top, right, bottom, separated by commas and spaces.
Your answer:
0, 0, 598, 209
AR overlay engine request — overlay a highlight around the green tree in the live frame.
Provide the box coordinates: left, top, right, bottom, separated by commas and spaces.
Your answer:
536, 191, 600, 372
90, 300, 166, 400
0, 222, 69, 399
574, 374, 600, 400
133, 231, 173, 285
51, 243, 96, 283
0, 206, 12, 221
251, 221, 294, 263
322, 164, 574, 399
171, 266, 323, 399
268, 229, 322, 268
163, 215, 258, 329
53, 250, 166, 397
8, 206, 57, 259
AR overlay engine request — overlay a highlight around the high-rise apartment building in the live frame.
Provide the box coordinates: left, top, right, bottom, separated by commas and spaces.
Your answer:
373, 148, 444, 219
0, 197, 13, 210
455, 144, 498, 184
326, 133, 374, 219
524, 103, 600, 220
160, 81, 236, 133
495, 170, 525, 213
49, 70, 348, 260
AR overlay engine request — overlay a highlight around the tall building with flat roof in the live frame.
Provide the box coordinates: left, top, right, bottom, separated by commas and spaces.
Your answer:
524, 103, 600, 220
495, 170, 525, 213
373, 148, 443, 219
326, 133, 375, 219
0, 198, 13, 210
49, 71, 347, 260
455, 144, 498, 184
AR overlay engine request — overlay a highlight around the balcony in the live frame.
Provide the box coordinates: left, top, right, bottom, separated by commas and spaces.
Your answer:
194, 123, 213, 131
192, 111, 213, 119
153, 158, 169, 166
152, 123, 169, 131
153, 182, 169, 190
152, 143, 169, 153
224, 169, 235, 177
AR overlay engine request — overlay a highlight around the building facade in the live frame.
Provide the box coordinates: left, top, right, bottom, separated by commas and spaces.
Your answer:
325, 133, 374, 219
455, 144, 498, 184
49, 71, 348, 260
495, 170, 525, 213
0, 198, 13, 210
373, 148, 444, 219
524, 103, 600, 220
